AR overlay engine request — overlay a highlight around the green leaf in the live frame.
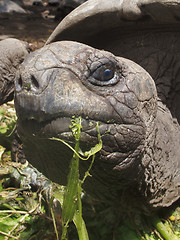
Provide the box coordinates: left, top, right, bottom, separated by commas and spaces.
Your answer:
73, 212, 89, 240
56, 117, 102, 240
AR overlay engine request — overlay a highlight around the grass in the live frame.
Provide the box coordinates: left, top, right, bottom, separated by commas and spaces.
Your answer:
0, 171, 55, 239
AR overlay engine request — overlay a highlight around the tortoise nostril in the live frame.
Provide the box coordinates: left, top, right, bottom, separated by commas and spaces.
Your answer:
31, 75, 39, 90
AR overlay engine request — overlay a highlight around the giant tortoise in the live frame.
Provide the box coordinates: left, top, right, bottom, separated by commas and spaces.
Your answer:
0, 0, 180, 214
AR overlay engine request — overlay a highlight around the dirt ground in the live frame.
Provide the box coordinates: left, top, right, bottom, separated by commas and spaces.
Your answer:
0, 4, 59, 50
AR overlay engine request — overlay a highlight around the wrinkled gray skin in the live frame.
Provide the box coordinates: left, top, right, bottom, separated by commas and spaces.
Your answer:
15, 40, 180, 214
46, 0, 180, 211
15, 41, 159, 214
0, 38, 29, 105
4, 0, 180, 214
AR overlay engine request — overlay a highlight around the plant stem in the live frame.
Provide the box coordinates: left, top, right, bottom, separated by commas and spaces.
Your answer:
151, 215, 178, 240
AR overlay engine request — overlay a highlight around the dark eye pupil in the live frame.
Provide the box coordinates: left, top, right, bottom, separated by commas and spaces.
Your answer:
103, 69, 113, 81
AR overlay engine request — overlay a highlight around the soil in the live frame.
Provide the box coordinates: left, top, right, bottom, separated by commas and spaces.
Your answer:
0, 3, 59, 50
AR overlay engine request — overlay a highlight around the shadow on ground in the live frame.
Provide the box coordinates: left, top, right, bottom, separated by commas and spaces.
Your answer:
0, 5, 58, 49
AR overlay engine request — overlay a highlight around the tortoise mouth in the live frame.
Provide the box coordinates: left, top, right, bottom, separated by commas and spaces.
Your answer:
42, 116, 101, 140
18, 115, 105, 142
18, 115, 145, 181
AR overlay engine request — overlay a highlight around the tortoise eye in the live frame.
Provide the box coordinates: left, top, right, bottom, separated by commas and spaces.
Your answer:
90, 64, 119, 86
93, 65, 114, 81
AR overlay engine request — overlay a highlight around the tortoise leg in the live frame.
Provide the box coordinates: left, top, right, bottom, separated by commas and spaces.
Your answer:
0, 38, 29, 105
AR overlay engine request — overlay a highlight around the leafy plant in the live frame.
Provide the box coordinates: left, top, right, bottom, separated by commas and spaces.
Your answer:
0, 103, 16, 135
0, 179, 54, 240
51, 117, 102, 240
0, 102, 17, 149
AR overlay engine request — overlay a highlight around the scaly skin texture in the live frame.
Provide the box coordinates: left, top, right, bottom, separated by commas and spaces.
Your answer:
0, 38, 29, 105
47, 0, 180, 124
15, 41, 180, 213
44, 0, 180, 212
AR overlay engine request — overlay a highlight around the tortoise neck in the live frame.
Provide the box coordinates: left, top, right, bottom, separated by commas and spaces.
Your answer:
142, 102, 180, 209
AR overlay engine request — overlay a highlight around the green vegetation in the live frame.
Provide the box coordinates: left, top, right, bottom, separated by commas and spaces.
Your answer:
0, 101, 16, 149
51, 117, 102, 240
0, 103, 55, 239
0, 180, 54, 240
0, 103, 179, 240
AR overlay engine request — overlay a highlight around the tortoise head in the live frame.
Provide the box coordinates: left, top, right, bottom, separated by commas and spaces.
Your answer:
15, 41, 157, 200
14, 0, 180, 211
